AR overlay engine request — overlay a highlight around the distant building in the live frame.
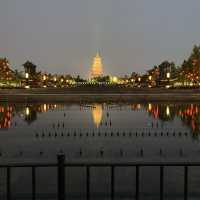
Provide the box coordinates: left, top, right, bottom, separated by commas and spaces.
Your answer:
23, 61, 37, 76
90, 52, 103, 78
23, 61, 40, 88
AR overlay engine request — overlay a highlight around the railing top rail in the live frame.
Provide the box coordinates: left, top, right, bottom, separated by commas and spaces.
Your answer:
1, 161, 200, 168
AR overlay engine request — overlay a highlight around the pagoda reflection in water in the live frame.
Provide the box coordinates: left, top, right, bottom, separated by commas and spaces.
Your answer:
92, 104, 103, 128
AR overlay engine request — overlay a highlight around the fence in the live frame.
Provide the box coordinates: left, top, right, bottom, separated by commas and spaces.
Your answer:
0, 154, 199, 200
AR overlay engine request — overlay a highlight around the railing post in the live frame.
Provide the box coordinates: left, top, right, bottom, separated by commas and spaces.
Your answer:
111, 166, 115, 200
160, 166, 164, 200
184, 166, 188, 200
86, 166, 90, 200
136, 165, 140, 200
57, 154, 66, 200
7, 167, 11, 200
32, 167, 36, 200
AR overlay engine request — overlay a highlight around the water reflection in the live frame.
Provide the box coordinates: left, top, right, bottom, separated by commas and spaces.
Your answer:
92, 104, 103, 128
1, 102, 200, 134
145, 103, 200, 134
0, 105, 12, 129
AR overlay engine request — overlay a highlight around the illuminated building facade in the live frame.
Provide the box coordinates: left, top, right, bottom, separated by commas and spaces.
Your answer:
90, 53, 103, 78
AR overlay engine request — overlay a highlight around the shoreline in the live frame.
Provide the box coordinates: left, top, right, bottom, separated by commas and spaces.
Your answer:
1, 88, 200, 103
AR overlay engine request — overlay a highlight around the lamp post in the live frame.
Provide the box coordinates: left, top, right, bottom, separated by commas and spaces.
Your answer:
54, 76, 57, 87
166, 72, 171, 88
138, 77, 141, 87
25, 72, 29, 79
43, 74, 47, 88
148, 75, 152, 88
25, 73, 29, 88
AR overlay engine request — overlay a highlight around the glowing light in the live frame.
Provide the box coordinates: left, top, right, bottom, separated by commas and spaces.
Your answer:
149, 75, 152, 81
25, 107, 30, 116
190, 83, 194, 86
137, 104, 141, 109
112, 76, 118, 83
43, 75, 47, 81
43, 104, 47, 112
25, 85, 30, 89
90, 52, 103, 78
25, 73, 29, 79
92, 104, 103, 128
138, 77, 141, 82
148, 103, 152, 111
54, 77, 57, 82
166, 72, 171, 79
166, 106, 170, 116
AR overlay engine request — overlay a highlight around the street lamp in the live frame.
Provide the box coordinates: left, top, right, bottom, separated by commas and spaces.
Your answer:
148, 75, 152, 81
148, 75, 152, 88
112, 76, 118, 83
42, 74, 47, 88
25, 73, 30, 89
166, 72, 171, 88
25, 73, 29, 79
43, 75, 47, 81
166, 72, 171, 79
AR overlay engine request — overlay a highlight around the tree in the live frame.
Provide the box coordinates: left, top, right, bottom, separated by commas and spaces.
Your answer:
180, 45, 200, 83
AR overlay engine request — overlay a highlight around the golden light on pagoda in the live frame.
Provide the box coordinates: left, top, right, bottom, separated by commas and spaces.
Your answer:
92, 104, 103, 128
90, 52, 103, 78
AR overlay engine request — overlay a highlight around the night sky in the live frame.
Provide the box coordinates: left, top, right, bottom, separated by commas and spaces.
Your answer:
0, 0, 200, 77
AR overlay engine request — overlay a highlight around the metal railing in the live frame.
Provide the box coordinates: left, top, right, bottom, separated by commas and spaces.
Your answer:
0, 154, 200, 200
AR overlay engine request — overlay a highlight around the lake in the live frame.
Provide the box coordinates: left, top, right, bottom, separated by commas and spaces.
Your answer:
0, 102, 200, 199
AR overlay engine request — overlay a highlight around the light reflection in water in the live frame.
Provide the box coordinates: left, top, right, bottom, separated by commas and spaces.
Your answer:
1, 103, 200, 134
92, 104, 103, 128
166, 105, 170, 117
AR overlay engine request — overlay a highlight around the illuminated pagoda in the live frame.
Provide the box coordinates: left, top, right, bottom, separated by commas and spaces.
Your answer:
90, 52, 103, 78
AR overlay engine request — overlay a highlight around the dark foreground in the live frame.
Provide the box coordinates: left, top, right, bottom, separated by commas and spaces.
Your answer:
0, 155, 197, 200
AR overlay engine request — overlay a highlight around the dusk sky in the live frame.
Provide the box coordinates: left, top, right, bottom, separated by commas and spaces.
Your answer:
0, 0, 200, 77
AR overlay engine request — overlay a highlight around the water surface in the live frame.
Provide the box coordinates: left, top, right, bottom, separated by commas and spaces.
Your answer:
0, 102, 200, 199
